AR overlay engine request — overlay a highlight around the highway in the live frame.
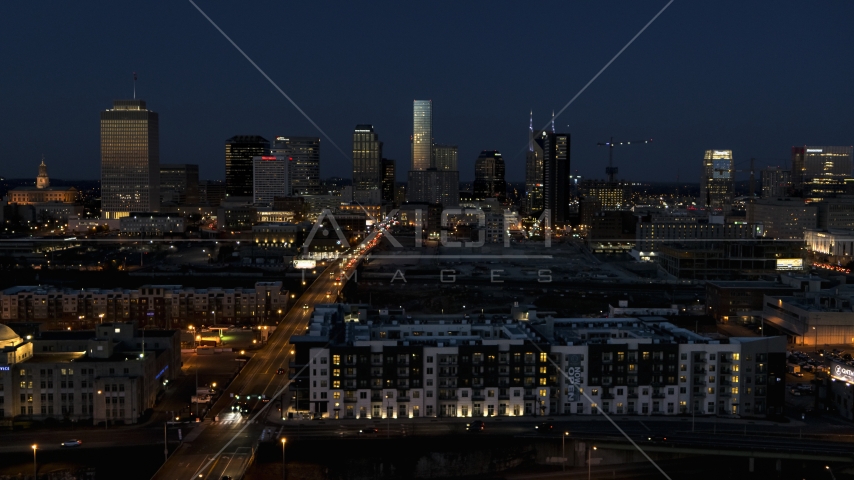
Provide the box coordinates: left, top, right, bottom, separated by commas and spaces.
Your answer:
151, 227, 385, 480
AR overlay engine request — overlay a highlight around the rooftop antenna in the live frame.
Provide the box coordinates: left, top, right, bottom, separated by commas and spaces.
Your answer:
550, 110, 555, 134
133, 72, 137, 99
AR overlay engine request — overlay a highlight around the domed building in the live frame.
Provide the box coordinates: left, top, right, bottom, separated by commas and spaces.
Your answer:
0, 323, 33, 369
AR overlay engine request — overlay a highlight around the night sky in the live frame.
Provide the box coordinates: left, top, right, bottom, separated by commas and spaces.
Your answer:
1, 1, 852, 184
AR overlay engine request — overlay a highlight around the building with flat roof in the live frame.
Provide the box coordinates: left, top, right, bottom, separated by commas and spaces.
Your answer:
792, 146, 853, 199
119, 212, 185, 236
700, 150, 734, 209
1, 283, 287, 329
0, 323, 179, 425
159, 164, 199, 205
290, 304, 785, 420
100, 100, 160, 219
749, 199, 816, 240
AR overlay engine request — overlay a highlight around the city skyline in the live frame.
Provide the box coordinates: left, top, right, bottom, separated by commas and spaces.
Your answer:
1, 2, 852, 184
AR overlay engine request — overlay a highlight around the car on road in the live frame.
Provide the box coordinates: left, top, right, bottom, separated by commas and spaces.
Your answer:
359, 427, 379, 434
647, 434, 667, 443
466, 420, 485, 432
276, 368, 285, 375
303, 304, 309, 309
61, 439, 82, 447
535, 422, 554, 433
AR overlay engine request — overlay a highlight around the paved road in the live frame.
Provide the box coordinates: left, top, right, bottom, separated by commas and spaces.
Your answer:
152, 229, 385, 480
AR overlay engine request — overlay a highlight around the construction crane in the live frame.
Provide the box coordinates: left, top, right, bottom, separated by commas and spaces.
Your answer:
596, 137, 653, 182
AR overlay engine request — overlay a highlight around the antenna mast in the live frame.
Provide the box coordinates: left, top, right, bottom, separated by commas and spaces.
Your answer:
133, 72, 137, 99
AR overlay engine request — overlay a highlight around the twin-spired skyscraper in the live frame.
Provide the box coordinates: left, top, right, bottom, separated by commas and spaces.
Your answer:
100, 100, 159, 219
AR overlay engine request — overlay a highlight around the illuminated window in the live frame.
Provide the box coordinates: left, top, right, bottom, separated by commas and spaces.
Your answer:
332, 355, 340, 365
539, 367, 547, 374
642, 352, 650, 361
732, 376, 739, 383
333, 369, 340, 377
333, 391, 341, 399
539, 389, 547, 397
540, 352, 548, 363
731, 387, 738, 395
332, 381, 340, 389
539, 378, 547, 385
732, 353, 740, 361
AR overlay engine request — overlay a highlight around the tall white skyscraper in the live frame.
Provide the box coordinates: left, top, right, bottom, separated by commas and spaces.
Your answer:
100, 99, 159, 219
412, 100, 433, 171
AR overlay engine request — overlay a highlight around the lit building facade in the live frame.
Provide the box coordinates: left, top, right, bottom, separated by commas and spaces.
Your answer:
411, 100, 433, 171
525, 124, 546, 215
1, 282, 287, 328
352, 125, 382, 204
292, 305, 785, 419
792, 146, 853, 199
252, 155, 290, 206
580, 180, 631, 213
100, 100, 160, 219
699, 150, 734, 209
272, 136, 321, 195
225, 135, 269, 199
749, 199, 817, 240
472, 150, 507, 202
433, 144, 458, 172
0, 323, 180, 425
119, 213, 185, 236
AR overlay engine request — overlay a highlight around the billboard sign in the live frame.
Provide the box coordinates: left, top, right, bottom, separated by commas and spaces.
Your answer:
831, 361, 854, 384
293, 259, 316, 269
565, 354, 583, 401
776, 258, 804, 271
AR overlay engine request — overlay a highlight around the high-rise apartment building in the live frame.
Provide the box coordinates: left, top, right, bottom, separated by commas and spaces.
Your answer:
100, 100, 160, 219
352, 125, 382, 204
580, 180, 631, 212
760, 167, 791, 199
699, 150, 734, 209
225, 136, 269, 199
412, 100, 433, 171
253, 155, 290, 205
542, 133, 570, 226
272, 136, 321, 195
382, 158, 396, 206
160, 164, 199, 205
473, 150, 507, 201
433, 144, 458, 171
407, 169, 459, 207
791, 146, 853, 199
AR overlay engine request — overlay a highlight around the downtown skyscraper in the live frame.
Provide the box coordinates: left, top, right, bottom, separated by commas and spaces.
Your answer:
100, 100, 159, 219
272, 136, 321, 195
253, 155, 289, 205
699, 149, 734, 209
525, 112, 545, 215
542, 133, 570, 226
225, 135, 269, 199
791, 146, 853, 199
473, 150, 507, 201
411, 100, 433, 171
352, 125, 383, 204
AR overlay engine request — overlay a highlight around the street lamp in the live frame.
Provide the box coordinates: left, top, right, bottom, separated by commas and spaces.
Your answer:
32, 444, 37, 479
562, 432, 569, 471
282, 438, 288, 480
98, 313, 104, 324
588, 445, 597, 480
827, 465, 837, 480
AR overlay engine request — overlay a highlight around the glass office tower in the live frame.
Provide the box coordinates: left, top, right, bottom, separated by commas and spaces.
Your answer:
700, 150, 734, 208
412, 100, 433, 171
352, 125, 383, 204
272, 136, 321, 195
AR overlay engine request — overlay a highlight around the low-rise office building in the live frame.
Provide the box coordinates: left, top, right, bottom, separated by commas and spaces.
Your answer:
1, 282, 288, 329
0, 323, 179, 425
120, 213, 185, 236
290, 304, 786, 421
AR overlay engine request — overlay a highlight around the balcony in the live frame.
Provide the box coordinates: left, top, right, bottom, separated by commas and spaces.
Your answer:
344, 396, 358, 403
472, 394, 485, 401
397, 396, 410, 402
652, 392, 665, 399
693, 369, 706, 375
693, 357, 706, 363
601, 393, 615, 400
438, 394, 458, 400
